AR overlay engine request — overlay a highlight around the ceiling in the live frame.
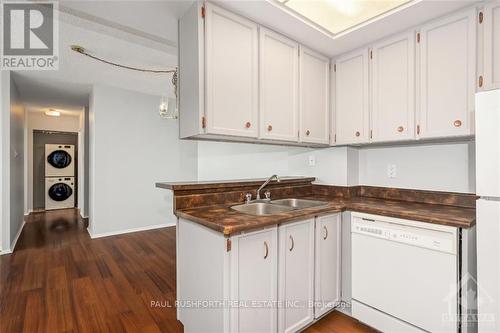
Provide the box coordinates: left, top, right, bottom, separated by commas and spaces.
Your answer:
14, 1, 193, 113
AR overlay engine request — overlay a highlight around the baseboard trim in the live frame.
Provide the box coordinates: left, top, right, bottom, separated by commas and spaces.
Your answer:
1, 220, 26, 255
87, 223, 175, 239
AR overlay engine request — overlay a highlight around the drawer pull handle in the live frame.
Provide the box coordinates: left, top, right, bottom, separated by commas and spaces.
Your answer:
267, 124, 272, 132
264, 241, 269, 259
397, 126, 404, 132
323, 226, 328, 240
355, 131, 360, 137
289, 235, 294, 251
245, 122, 251, 128
454, 120, 462, 127
362, 218, 375, 222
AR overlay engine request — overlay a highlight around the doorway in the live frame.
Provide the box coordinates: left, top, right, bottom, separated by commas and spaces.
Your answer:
32, 130, 78, 211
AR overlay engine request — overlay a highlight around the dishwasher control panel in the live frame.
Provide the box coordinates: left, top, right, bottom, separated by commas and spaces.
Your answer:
352, 218, 456, 254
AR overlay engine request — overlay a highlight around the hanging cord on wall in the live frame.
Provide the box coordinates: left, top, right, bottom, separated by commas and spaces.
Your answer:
70, 45, 177, 74
70, 44, 178, 101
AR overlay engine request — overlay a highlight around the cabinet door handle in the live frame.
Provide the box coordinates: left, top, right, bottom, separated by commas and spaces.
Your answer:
454, 120, 462, 127
289, 235, 294, 251
306, 130, 310, 136
323, 226, 328, 240
264, 241, 269, 259
267, 124, 272, 132
397, 126, 404, 132
355, 131, 360, 137
245, 122, 251, 128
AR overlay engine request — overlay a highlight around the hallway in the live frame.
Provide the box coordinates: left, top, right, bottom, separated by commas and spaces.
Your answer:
0, 209, 181, 332
0, 209, 373, 333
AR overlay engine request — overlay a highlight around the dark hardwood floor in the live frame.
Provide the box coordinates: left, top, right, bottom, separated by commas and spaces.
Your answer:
0, 209, 374, 333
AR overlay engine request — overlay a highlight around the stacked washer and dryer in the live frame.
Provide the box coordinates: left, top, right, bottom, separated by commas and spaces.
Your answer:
45, 144, 76, 210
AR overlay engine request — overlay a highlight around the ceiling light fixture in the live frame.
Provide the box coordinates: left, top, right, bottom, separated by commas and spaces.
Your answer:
278, 0, 411, 35
45, 109, 61, 117
70, 45, 178, 119
326, 0, 360, 16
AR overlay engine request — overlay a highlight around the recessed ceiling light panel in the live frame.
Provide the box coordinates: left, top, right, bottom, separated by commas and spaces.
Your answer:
278, 0, 412, 35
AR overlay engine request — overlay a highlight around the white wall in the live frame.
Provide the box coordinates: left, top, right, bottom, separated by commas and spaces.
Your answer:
197, 143, 356, 186
196, 141, 290, 180
78, 106, 90, 218
196, 140, 475, 193
287, 146, 359, 185
0, 70, 9, 252
8, 77, 26, 252
358, 142, 475, 193
89, 84, 197, 237
26, 111, 83, 213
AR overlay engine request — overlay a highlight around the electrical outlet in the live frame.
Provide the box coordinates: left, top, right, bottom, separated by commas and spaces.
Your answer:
387, 164, 397, 178
308, 155, 316, 166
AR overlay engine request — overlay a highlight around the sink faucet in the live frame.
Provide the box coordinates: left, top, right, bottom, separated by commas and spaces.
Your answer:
256, 175, 281, 200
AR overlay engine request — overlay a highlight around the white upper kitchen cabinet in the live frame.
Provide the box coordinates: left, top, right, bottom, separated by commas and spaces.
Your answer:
278, 219, 315, 333
299, 47, 330, 145
418, 8, 476, 139
334, 48, 370, 145
314, 214, 341, 319
371, 32, 415, 143
259, 28, 299, 142
230, 227, 278, 333
483, 0, 500, 91
205, 3, 259, 138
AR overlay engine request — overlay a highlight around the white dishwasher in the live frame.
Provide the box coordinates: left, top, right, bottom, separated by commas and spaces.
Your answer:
351, 213, 459, 333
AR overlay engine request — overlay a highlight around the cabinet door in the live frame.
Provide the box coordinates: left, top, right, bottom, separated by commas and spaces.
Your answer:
299, 47, 330, 145
335, 48, 370, 145
230, 227, 278, 333
484, 0, 500, 90
259, 28, 299, 142
418, 8, 476, 139
371, 32, 415, 142
205, 3, 258, 137
314, 214, 341, 319
278, 219, 315, 333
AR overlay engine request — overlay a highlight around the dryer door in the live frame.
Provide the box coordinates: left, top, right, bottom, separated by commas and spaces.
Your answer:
47, 150, 72, 169
48, 183, 73, 201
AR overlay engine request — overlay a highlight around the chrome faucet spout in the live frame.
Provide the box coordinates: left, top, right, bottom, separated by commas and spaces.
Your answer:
256, 175, 281, 200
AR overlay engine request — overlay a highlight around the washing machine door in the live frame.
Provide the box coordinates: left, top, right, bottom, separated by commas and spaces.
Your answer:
48, 183, 73, 201
47, 150, 72, 169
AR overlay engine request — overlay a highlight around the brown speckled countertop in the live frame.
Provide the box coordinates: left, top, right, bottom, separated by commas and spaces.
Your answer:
158, 178, 476, 236
176, 195, 476, 236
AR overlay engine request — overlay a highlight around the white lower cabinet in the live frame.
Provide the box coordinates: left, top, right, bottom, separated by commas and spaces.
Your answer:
230, 227, 278, 333
178, 215, 341, 333
278, 219, 315, 333
314, 214, 341, 318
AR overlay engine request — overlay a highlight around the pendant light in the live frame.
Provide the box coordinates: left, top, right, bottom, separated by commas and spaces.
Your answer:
159, 70, 178, 119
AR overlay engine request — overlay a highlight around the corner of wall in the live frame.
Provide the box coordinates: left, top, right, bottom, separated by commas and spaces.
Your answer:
346, 147, 359, 186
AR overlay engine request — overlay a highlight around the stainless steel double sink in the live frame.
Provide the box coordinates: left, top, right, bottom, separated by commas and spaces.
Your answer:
231, 198, 329, 216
